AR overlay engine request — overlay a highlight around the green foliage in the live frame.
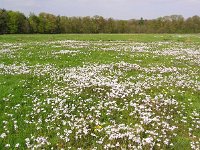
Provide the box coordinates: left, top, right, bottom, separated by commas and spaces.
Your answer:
29, 13, 40, 33
0, 8, 200, 34
0, 9, 8, 34
7, 10, 28, 34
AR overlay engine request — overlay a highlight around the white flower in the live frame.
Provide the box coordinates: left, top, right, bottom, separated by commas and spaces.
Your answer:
0, 133, 6, 139
15, 143, 20, 148
143, 137, 153, 145
5, 144, 10, 148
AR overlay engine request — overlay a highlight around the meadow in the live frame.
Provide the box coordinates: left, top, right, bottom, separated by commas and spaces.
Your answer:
0, 34, 199, 149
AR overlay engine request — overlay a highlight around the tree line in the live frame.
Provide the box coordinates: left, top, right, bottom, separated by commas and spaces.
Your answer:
0, 8, 200, 34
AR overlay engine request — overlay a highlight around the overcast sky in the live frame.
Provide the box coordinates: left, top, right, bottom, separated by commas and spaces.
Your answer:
0, 0, 200, 19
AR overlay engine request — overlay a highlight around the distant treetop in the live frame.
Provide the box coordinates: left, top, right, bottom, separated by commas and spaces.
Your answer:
0, 9, 200, 34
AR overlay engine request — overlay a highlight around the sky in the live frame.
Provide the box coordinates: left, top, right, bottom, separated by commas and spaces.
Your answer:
0, 0, 200, 19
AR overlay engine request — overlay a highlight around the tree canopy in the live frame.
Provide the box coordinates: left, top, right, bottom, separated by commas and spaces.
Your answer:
0, 9, 200, 34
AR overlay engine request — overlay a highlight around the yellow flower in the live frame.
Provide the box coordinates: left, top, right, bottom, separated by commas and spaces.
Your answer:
95, 125, 102, 129
94, 125, 102, 132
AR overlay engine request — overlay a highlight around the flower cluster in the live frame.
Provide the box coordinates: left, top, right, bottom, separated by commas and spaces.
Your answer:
0, 39, 199, 149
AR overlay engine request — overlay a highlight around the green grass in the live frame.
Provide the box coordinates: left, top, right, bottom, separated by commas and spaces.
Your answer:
0, 34, 200, 43
0, 34, 199, 149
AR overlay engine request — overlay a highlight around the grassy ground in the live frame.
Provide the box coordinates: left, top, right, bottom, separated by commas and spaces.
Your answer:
0, 34, 200, 43
0, 34, 199, 149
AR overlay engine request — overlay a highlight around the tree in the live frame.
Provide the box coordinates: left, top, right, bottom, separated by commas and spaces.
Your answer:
7, 10, 29, 33
60, 16, 70, 33
7, 11, 18, 33
105, 18, 116, 33
116, 20, 127, 33
184, 16, 200, 33
17, 12, 29, 33
38, 12, 57, 33
138, 17, 147, 33
93, 15, 106, 33
0, 9, 9, 34
81, 16, 95, 33
55, 15, 61, 33
29, 13, 40, 33
1, 9, 200, 34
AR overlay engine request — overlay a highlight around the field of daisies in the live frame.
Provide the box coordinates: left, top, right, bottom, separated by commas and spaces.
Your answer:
0, 34, 199, 149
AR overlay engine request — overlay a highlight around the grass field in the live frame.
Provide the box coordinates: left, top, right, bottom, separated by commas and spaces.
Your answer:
0, 34, 199, 149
